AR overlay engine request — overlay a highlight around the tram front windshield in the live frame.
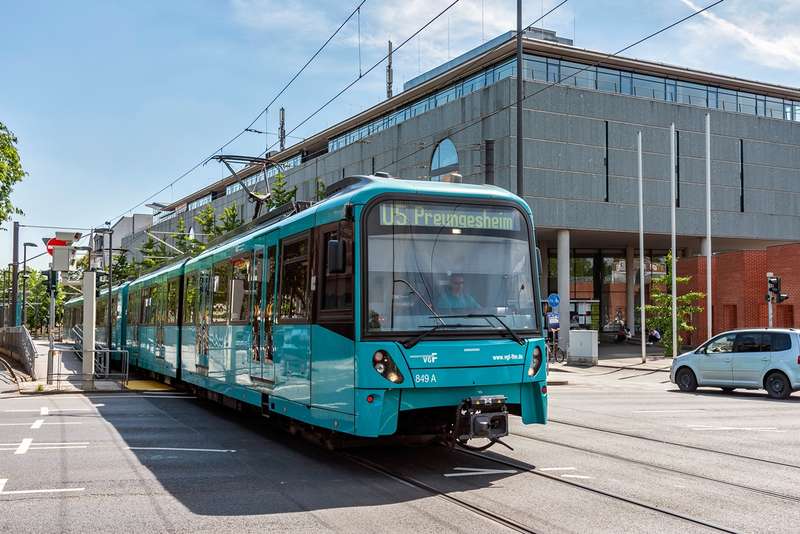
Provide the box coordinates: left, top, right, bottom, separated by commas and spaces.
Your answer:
366, 199, 537, 334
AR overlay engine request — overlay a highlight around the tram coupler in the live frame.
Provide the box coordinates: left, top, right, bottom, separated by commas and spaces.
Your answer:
456, 395, 509, 442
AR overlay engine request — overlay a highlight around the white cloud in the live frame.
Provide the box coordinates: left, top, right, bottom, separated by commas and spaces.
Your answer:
229, 0, 331, 35
676, 0, 800, 73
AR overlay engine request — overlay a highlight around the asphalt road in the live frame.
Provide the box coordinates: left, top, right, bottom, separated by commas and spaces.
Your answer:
0, 366, 797, 533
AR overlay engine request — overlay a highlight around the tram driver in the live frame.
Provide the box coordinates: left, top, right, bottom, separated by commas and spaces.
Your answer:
437, 273, 481, 312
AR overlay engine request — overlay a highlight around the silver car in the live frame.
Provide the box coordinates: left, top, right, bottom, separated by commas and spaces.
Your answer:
670, 329, 800, 399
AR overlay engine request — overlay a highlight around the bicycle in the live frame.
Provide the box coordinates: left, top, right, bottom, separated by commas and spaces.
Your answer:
546, 330, 567, 364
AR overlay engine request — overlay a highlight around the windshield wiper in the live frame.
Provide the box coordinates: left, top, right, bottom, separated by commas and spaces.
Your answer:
402, 323, 475, 349
393, 279, 445, 326
436, 314, 526, 346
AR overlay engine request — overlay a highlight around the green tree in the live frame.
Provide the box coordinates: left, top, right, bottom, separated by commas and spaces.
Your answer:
173, 217, 202, 257
643, 251, 705, 357
218, 204, 242, 234
315, 177, 326, 201
137, 235, 172, 272
0, 122, 25, 227
269, 171, 297, 209
112, 254, 136, 282
194, 205, 218, 240
24, 270, 50, 333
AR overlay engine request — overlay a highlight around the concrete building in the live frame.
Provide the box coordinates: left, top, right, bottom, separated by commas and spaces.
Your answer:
121, 29, 800, 347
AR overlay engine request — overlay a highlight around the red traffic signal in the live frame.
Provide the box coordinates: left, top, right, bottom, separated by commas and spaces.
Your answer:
46, 238, 67, 256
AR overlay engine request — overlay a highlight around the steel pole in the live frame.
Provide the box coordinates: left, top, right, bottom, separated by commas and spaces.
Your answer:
107, 229, 113, 351
516, 0, 524, 197
21, 246, 28, 326
638, 131, 646, 364
11, 221, 19, 326
705, 113, 712, 339
670, 123, 677, 358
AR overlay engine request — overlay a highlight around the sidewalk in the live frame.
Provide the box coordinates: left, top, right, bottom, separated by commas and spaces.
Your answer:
596, 341, 672, 372
18, 339, 124, 394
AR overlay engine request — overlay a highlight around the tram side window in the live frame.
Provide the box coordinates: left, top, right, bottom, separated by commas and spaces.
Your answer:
142, 288, 153, 324
166, 278, 179, 324
230, 255, 251, 323
183, 273, 198, 326
265, 246, 277, 360
152, 284, 164, 325
127, 290, 139, 325
212, 261, 231, 323
279, 235, 310, 321
321, 223, 354, 311
96, 298, 107, 327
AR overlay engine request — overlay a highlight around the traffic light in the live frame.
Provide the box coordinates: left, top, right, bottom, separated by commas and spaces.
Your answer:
768, 276, 780, 295
42, 269, 58, 292
768, 276, 789, 303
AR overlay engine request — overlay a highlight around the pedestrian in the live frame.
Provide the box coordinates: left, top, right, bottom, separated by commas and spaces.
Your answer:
647, 328, 661, 345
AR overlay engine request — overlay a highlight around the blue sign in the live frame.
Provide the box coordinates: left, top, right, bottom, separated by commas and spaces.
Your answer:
547, 293, 560, 308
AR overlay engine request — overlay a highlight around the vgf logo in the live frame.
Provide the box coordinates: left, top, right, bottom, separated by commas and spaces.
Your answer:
422, 354, 438, 363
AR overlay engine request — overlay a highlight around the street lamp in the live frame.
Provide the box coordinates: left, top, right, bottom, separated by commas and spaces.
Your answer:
21, 242, 37, 326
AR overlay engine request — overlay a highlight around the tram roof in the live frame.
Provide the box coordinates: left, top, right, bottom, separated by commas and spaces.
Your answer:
185, 176, 529, 267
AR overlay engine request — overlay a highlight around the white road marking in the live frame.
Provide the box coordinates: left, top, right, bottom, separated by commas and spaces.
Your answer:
539, 467, 576, 472
443, 467, 517, 477
688, 425, 783, 432
0, 478, 85, 496
561, 474, 593, 479
0, 422, 81, 427
30, 420, 43, 429
634, 409, 703, 413
126, 447, 236, 453
5, 408, 95, 413
14, 438, 32, 455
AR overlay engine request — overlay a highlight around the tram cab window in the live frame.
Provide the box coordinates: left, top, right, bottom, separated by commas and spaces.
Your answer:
230, 255, 251, 323
183, 273, 198, 325
212, 261, 231, 323
166, 278, 179, 324
321, 222, 354, 311
279, 235, 310, 321
365, 200, 537, 333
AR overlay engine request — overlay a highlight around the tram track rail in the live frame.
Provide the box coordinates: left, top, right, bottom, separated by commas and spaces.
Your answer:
549, 418, 800, 470
343, 452, 539, 534
509, 430, 800, 504
453, 447, 738, 534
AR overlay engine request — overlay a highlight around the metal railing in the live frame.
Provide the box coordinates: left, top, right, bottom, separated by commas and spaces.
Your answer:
46, 347, 129, 391
0, 326, 39, 379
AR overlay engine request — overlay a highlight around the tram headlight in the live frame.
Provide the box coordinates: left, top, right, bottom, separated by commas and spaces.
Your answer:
372, 350, 404, 384
528, 346, 543, 377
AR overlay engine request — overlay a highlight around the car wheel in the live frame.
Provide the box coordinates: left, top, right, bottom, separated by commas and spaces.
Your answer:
721, 387, 735, 393
765, 372, 791, 400
676, 368, 697, 392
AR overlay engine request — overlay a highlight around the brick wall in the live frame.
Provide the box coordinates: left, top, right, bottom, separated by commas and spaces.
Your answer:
678, 244, 800, 346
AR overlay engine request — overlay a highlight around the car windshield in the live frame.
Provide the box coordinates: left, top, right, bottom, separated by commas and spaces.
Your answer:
365, 199, 537, 334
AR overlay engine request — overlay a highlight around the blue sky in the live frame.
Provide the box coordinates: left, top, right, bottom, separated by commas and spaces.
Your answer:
1, 0, 798, 269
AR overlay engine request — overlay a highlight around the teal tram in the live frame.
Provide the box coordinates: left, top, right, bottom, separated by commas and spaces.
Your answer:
63, 176, 548, 447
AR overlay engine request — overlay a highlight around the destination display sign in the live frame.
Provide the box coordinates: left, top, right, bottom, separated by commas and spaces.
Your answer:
378, 202, 519, 231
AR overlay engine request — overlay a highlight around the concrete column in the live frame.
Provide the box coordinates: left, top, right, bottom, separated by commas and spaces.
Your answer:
82, 271, 96, 380
626, 244, 636, 334
557, 230, 570, 352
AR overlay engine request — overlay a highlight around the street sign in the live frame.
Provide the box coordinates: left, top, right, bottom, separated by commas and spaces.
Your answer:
547, 293, 560, 308
46, 238, 67, 256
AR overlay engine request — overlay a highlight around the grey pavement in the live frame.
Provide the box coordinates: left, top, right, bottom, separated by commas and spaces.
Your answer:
1, 367, 797, 533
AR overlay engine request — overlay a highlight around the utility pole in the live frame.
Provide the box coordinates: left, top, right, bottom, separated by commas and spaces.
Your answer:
386, 40, 394, 99
637, 131, 646, 364
670, 123, 677, 358
106, 225, 113, 351
279, 107, 286, 151
11, 221, 19, 326
516, 0, 524, 197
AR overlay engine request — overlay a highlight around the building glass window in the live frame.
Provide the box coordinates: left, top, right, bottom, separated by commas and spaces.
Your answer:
430, 138, 459, 182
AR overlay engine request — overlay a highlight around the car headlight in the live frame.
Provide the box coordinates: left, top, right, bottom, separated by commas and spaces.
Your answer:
373, 350, 404, 384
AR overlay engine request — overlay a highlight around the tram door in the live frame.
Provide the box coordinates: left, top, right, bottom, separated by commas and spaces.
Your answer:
250, 240, 277, 383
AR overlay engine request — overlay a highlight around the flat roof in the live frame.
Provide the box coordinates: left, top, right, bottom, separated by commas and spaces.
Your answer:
162, 33, 800, 212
